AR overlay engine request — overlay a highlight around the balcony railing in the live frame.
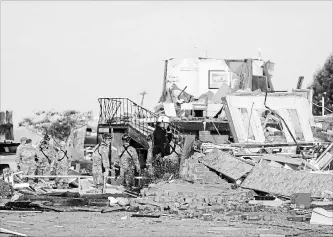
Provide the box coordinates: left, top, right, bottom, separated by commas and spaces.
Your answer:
98, 97, 183, 142
98, 98, 158, 136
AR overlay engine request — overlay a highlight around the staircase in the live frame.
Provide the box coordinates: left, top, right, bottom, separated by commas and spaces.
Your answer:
98, 98, 183, 150
98, 98, 159, 149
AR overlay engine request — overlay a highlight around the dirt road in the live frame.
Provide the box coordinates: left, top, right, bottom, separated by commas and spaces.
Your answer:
1, 211, 332, 237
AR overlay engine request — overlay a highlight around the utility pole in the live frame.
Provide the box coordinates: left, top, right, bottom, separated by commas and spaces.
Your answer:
296, 76, 304, 89
140, 91, 147, 107
322, 92, 327, 117
321, 96, 325, 117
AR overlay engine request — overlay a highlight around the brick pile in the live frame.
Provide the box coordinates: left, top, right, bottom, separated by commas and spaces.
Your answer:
182, 153, 230, 185
199, 149, 253, 181
133, 180, 268, 220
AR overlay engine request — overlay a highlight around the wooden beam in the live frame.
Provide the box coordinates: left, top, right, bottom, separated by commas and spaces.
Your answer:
231, 142, 314, 148
23, 175, 93, 178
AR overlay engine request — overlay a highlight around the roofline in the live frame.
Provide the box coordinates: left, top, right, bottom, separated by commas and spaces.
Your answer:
166, 57, 270, 62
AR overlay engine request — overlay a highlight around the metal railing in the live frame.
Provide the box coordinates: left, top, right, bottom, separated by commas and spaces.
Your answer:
98, 98, 158, 137
98, 97, 183, 142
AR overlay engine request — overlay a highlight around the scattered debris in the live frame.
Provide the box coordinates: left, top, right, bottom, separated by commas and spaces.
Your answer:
101, 206, 126, 213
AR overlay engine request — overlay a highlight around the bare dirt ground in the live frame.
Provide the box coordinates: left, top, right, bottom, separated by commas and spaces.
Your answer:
1, 211, 333, 237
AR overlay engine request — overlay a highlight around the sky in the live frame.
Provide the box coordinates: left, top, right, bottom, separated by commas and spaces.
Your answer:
1, 1, 332, 127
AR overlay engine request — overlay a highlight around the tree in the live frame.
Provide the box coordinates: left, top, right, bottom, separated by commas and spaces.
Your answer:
309, 53, 333, 116
19, 110, 93, 142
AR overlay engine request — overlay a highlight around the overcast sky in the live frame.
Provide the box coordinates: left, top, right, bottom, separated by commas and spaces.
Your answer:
1, 1, 332, 126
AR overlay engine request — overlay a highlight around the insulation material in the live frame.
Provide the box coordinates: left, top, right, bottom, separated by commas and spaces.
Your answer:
241, 165, 333, 198
199, 149, 253, 181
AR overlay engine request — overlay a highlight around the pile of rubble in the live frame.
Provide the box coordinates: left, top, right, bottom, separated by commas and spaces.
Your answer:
1, 144, 333, 229
126, 147, 333, 225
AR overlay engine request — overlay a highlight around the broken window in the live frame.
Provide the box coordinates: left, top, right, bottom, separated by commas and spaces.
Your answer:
238, 108, 255, 141
287, 109, 305, 141
258, 109, 287, 143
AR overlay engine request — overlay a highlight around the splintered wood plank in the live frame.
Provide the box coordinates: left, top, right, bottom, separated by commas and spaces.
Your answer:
241, 165, 333, 198
199, 149, 253, 181
261, 154, 303, 166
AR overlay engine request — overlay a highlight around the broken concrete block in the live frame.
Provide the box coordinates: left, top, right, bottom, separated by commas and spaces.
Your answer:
117, 197, 129, 206
199, 149, 253, 181
241, 165, 333, 198
108, 197, 118, 206
291, 193, 311, 208
310, 208, 333, 225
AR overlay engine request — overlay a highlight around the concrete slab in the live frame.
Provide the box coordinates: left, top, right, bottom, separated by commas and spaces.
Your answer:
241, 165, 333, 198
199, 149, 253, 181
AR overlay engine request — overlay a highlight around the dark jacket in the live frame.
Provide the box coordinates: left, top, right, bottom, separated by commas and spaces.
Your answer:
153, 126, 168, 157
153, 126, 167, 147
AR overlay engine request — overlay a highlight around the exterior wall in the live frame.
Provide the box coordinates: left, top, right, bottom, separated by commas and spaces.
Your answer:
166, 58, 200, 96
197, 59, 232, 96
292, 89, 313, 115
166, 58, 234, 98
165, 57, 267, 98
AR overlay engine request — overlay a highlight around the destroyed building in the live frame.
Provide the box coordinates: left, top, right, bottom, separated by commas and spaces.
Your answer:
95, 57, 328, 168
1, 57, 332, 237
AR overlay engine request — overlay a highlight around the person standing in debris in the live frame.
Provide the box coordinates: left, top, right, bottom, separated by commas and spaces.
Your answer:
15, 136, 28, 171
91, 133, 112, 193
36, 135, 56, 176
118, 134, 141, 187
118, 134, 140, 187
54, 140, 70, 189
20, 139, 37, 183
145, 134, 154, 175
152, 115, 170, 158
